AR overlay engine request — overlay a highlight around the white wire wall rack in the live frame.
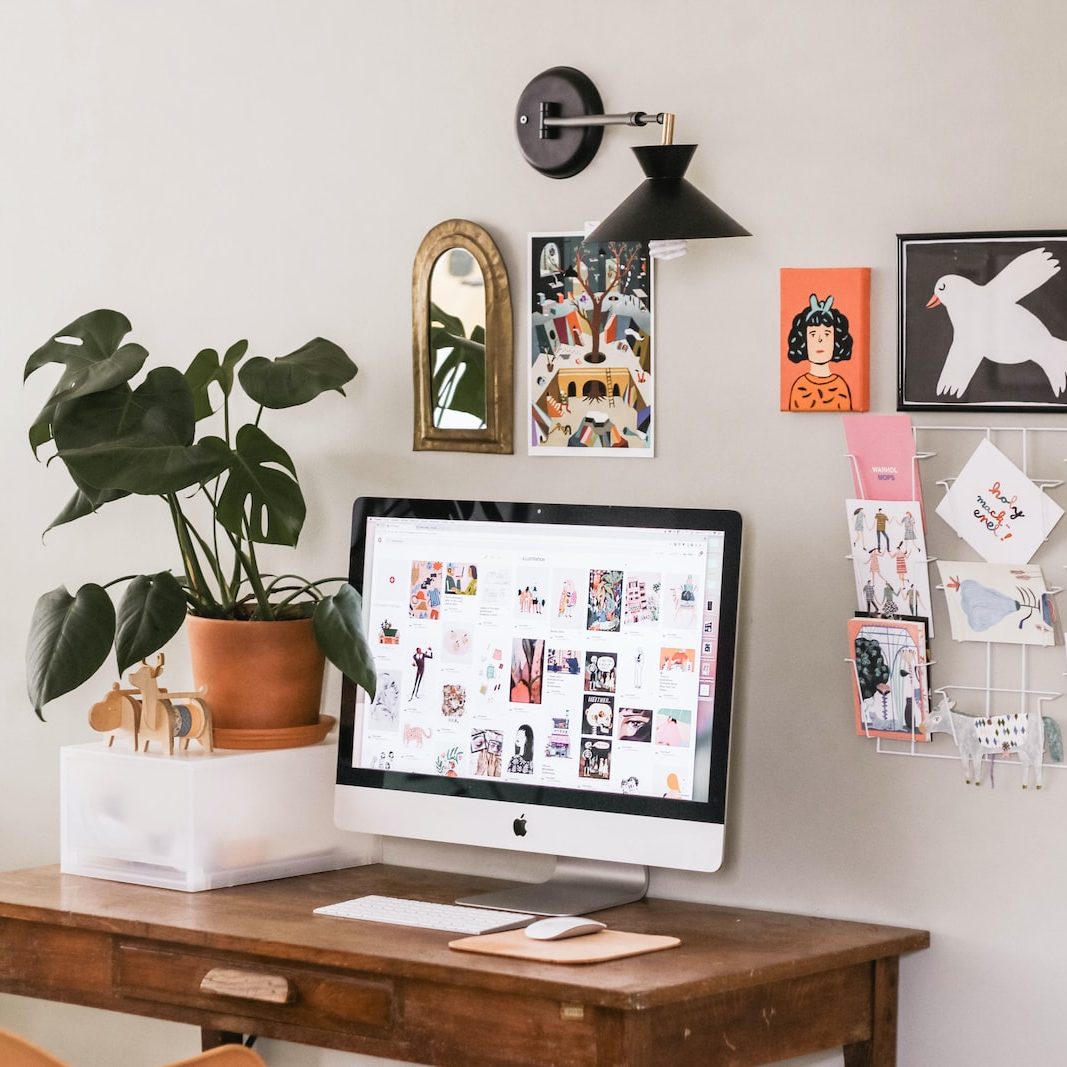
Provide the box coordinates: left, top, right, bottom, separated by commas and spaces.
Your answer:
844, 423, 1067, 780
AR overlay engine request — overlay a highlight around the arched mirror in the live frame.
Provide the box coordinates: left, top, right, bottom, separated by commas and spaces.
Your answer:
412, 219, 513, 453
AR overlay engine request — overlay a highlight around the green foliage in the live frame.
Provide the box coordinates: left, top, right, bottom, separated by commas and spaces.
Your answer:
429, 302, 486, 423
24, 310, 376, 716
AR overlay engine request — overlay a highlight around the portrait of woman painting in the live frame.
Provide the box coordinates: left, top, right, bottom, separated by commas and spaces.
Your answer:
780, 267, 871, 412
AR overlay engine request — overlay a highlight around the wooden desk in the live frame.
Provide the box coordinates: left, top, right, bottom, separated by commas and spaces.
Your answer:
0, 864, 927, 1067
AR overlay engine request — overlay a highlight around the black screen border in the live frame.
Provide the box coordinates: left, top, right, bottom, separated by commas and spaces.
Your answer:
337, 497, 742, 825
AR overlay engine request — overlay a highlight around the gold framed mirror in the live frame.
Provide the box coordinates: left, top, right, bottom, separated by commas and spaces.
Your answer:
412, 219, 513, 453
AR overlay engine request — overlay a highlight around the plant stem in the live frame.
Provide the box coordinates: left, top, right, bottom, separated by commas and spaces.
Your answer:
102, 575, 142, 590
240, 520, 274, 620
167, 494, 219, 611
271, 577, 349, 612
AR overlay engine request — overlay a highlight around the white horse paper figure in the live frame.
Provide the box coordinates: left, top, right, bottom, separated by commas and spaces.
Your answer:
921, 692, 1063, 788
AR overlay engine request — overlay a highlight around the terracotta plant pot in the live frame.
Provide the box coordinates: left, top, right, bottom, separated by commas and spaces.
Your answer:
186, 616, 326, 734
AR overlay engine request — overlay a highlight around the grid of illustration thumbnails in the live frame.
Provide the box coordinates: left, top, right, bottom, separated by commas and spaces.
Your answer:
354, 517, 725, 801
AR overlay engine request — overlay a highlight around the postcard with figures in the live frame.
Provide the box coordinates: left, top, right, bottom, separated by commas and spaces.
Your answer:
846, 498, 933, 635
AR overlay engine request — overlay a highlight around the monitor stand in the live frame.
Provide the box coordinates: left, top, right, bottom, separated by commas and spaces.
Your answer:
456, 857, 649, 916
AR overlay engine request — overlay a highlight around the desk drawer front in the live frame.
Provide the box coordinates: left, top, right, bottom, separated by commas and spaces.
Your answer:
115, 942, 394, 1035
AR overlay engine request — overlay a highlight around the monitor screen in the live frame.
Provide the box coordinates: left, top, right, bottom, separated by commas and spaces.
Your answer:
336, 498, 742, 882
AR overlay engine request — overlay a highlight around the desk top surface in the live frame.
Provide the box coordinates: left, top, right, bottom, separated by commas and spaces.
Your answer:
0, 864, 928, 1010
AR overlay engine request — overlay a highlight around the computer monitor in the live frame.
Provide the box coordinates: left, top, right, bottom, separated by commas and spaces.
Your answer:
335, 498, 742, 915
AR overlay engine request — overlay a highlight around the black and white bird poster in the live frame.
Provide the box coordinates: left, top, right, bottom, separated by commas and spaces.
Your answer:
898, 232, 1067, 411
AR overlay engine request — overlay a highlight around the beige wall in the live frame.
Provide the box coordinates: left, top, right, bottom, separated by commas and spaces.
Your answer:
3, 2, 1067, 1063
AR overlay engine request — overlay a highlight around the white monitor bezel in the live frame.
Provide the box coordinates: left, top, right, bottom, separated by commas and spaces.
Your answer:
335, 498, 742, 874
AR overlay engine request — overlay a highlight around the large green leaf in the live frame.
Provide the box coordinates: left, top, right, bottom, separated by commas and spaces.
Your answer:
185, 340, 248, 421
53, 368, 232, 494
215, 423, 305, 545
46, 484, 130, 533
115, 572, 188, 674
27, 343, 148, 457
430, 303, 465, 337
184, 348, 220, 422
24, 310, 138, 455
24, 309, 131, 379
238, 338, 356, 409
431, 331, 487, 419
27, 584, 116, 719
313, 584, 376, 698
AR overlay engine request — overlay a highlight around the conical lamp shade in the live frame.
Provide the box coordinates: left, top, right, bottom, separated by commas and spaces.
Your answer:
585, 144, 750, 242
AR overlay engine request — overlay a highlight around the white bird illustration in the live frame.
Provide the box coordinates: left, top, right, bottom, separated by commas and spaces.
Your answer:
928, 247, 1067, 397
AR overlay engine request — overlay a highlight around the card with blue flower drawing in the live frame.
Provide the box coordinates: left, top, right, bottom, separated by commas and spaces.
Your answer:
936, 560, 1056, 646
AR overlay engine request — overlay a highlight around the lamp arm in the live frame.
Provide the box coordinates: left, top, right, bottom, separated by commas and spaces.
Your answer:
541, 110, 664, 130
541, 110, 676, 146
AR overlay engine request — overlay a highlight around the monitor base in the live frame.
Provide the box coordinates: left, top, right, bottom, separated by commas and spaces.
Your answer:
456, 857, 649, 916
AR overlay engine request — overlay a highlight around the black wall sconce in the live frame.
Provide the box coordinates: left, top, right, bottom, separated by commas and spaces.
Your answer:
515, 66, 750, 243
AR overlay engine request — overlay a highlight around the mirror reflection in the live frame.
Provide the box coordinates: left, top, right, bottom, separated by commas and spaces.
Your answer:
429, 248, 487, 429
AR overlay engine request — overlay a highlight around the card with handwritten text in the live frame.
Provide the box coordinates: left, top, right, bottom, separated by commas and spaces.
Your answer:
934, 440, 1063, 564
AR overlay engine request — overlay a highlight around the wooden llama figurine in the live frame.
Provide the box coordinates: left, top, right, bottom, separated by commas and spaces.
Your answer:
128, 654, 214, 755
88, 683, 141, 750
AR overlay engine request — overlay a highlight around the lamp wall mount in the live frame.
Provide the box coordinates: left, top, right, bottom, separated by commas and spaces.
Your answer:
515, 66, 673, 178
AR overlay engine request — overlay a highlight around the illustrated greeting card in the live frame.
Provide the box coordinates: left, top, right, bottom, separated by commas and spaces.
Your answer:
780, 267, 870, 412
936, 560, 1056, 646
848, 616, 930, 741
843, 414, 922, 505
934, 439, 1064, 563
846, 498, 933, 633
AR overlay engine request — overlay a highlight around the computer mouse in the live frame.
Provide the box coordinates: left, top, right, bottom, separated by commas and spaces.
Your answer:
523, 916, 607, 941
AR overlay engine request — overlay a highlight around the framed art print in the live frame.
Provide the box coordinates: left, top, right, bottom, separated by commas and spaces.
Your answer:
528, 233, 653, 456
898, 231, 1067, 411
780, 267, 870, 412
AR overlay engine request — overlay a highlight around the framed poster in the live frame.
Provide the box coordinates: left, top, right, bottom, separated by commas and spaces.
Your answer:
528, 233, 653, 456
898, 231, 1067, 411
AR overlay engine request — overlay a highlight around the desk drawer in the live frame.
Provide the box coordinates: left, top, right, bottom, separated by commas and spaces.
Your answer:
115, 942, 394, 1036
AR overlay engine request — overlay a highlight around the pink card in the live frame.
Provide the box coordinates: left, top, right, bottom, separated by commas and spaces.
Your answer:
843, 415, 922, 505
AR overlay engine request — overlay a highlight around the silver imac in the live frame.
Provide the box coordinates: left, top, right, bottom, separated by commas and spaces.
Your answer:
335, 498, 742, 915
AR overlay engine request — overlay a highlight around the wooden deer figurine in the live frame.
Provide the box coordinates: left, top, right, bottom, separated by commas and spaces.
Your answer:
128, 654, 214, 755
88, 683, 141, 750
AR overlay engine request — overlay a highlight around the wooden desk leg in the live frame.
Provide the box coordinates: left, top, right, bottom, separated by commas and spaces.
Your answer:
201, 1030, 248, 1051
843, 956, 899, 1067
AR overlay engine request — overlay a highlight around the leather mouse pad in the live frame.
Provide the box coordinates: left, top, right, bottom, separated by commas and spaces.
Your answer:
448, 928, 680, 964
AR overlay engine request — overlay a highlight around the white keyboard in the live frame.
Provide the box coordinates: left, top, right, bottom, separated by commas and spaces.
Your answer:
313, 894, 536, 935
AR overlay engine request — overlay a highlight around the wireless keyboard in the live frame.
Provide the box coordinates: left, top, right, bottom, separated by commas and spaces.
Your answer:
313, 894, 536, 935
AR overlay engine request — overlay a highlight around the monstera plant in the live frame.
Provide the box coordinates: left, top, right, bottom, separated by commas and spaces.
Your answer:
25, 309, 376, 719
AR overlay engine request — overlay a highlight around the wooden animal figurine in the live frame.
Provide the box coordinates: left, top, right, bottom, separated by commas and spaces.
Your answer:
88, 683, 141, 750
128, 654, 214, 755
921, 692, 1064, 788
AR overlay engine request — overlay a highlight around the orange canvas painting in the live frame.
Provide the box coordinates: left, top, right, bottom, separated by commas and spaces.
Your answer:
780, 267, 870, 412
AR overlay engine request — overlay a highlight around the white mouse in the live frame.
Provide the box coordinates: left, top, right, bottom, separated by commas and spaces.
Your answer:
524, 916, 607, 941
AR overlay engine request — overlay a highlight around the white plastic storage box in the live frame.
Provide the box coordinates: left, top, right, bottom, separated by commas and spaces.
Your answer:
61, 741, 380, 891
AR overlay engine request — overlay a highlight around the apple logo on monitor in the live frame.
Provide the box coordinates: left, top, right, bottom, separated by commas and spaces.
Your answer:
513, 814, 527, 837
